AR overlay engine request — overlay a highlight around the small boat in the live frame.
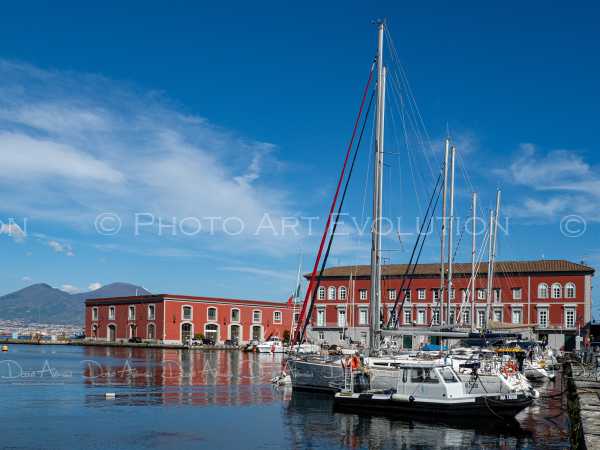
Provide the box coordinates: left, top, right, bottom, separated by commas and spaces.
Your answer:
334, 361, 533, 420
256, 336, 285, 353
524, 360, 556, 381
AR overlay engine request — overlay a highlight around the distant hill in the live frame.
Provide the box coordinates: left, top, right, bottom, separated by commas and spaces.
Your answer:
0, 282, 150, 325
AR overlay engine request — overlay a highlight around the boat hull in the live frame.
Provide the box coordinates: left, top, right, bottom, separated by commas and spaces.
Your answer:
287, 358, 344, 392
334, 392, 532, 420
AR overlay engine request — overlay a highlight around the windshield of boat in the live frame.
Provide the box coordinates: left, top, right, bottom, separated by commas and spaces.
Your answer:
437, 367, 459, 383
410, 367, 439, 384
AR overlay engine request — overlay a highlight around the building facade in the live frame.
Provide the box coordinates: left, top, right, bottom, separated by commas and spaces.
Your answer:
306, 260, 594, 351
85, 294, 293, 345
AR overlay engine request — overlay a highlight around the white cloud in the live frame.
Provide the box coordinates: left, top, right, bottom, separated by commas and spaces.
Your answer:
21, 276, 32, 283
0, 59, 299, 257
0, 132, 124, 183
60, 284, 81, 294
0, 222, 26, 242
499, 144, 600, 221
87, 282, 102, 291
48, 240, 74, 256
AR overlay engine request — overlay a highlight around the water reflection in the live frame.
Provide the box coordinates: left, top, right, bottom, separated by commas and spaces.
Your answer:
81, 347, 287, 407
0, 346, 570, 449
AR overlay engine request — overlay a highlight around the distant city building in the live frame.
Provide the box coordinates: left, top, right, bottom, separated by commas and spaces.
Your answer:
307, 259, 594, 351
85, 294, 293, 345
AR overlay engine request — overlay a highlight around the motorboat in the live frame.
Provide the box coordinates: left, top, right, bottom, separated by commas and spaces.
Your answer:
256, 336, 285, 353
334, 361, 534, 420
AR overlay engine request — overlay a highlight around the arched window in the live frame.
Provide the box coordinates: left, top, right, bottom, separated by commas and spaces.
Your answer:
317, 286, 326, 300
327, 286, 336, 301
147, 323, 155, 340
551, 283, 562, 299
565, 282, 576, 299
537, 283, 549, 299
338, 286, 347, 301
207, 307, 217, 321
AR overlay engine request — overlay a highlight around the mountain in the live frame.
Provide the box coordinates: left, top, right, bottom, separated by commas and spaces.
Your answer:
0, 282, 150, 325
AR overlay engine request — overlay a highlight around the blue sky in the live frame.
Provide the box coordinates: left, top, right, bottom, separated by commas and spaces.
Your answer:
0, 1, 598, 314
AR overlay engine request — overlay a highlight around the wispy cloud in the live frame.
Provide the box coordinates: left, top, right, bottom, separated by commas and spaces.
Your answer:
88, 282, 102, 291
0, 59, 302, 258
60, 284, 80, 294
47, 240, 74, 256
498, 143, 600, 221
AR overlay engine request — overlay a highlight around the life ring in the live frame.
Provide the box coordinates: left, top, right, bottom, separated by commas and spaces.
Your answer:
501, 363, 516, 377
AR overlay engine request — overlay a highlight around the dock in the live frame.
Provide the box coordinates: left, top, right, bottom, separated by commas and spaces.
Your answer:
567, 356, 600, 449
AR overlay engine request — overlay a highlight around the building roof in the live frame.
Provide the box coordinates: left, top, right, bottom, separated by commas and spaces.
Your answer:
85, 294, 292, 308
310, 259, 595, 279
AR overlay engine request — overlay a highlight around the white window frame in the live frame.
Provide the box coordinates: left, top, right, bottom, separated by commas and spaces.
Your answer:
417, 289, 426, 300
462, 309, 471, 325
231, 308, 240, 322
337, 308, 347, 328
565, 282, 576, 299
551, 283, 562, 299
417, 309, 425, 325
108, 306, 115, 320
511, 308, 522, 324
273, 310, 282, 324
92, 307, 98, 321
128, 305, 135, 320
493, 288, 501, 303
147, 304, 155, 320
477, 289, 485, 300
359, 308, 368, 325
147, 323, 156, 340
432, 309, 440, 325
403, 309, 412, 325
318, 331, 325, 340
359, 289, 368, 300
207, 307, 218, 322
477, 309, 486, 328
338, 286, 347, 301
565, 307, 576, 329
316, 308, 325, 327
449, 288, 455, 300
538, 283, 549, 299
512, 288, 522, 300
493, 308, 503, 323
317, 286, 325, 300
432, 289, 440, 302
538, 308, 548, 328
403, 289, 411, 302
388, 289, 397, 300
252, 310, 262, 324
327, 286, 336, 301
182, 305, 193, 321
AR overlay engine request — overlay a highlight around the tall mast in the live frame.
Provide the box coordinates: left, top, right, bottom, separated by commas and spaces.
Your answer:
369, 21, 386, 354
470, 192, 477, 332
489, 190, 501, 321
485, 209, 494, 328
446, 146, 456, 325
439, 139, 449, 325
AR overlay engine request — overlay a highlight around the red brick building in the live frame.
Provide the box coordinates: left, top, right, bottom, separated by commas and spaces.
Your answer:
85, 294, 293, 345
307, 259, 594, 350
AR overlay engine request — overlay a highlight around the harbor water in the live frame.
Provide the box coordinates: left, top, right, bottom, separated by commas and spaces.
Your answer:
0, 345, 570, 449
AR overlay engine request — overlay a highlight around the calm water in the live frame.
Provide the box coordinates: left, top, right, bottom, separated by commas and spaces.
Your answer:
0, 345, 570, 449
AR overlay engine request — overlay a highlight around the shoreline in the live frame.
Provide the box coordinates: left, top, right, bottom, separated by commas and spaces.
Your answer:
1, 338, 241, 351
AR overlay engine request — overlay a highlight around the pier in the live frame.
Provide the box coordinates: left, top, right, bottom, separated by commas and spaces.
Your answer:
567, 356, 600, 449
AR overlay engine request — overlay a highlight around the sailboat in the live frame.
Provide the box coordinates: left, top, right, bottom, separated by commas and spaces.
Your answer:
288, 22, 535, 419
